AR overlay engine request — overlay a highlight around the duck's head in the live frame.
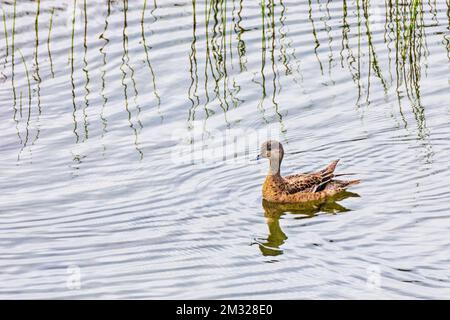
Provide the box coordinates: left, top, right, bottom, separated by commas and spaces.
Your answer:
257, 140, 284, 174
257, 140, 284, 160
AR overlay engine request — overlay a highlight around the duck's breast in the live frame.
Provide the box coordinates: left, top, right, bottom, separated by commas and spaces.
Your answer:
262, 175, 286, 201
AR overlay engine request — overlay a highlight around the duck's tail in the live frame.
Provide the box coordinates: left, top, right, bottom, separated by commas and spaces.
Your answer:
343, 179, 361, 187
324, 179, 361, 193
317, 160, 360, 194
321, 159, 340, 176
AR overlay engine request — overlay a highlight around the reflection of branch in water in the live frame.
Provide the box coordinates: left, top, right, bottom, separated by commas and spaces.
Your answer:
2, 6, 8, 66
427, 0, 439, 26
70, 153, 86, 177
188, 0, 200, 125
230, 0, 235, 66
236, 0, 247, 71
142, 0, 162, 120
321, 0, 335, 79
99, 0, 111, 150
209, 1, 230, 118
34, 0, 41, 88
385, 0, 395, 85
269, 0, 280, 94
256, 0, 267, 117
340, 0, 349, 68
340, 0, 359, 86
184, 0, 295, 125
338, 0, 430, 141
418, 3, 430, 73
32, 0, 41, 147
307, 0, 323, 75
121, 0, 143, 160
392, 0, 430, 142
11, 0, 17, 107
203, 2, 213, 119
384, 0, 407, 129
47, 7, 55, 78
190, 0, 249, 125
278, 0, 290, 76
220, 0, 241, 113
395, 2, 410, 128
203, 1, 231, 124
17, 49, 32, 161
128, 57, 142, 131
221, 0, 230, 111
82, 0, 90, 141
362, 0, 387, 99
279, 0, 305, 91
225, 1, 243, 110
269, 0, 284, 131
8, 2, 20, 142
70, 0, 79, 143
230, 0, 244, 110
252, 0, 288, 129
405, 1, 433, 162
356, 0, 362, 106
13, 91, 23, 146
340, 1, 433, 160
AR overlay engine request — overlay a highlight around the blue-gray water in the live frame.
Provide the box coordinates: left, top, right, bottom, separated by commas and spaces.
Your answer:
0, 0, 449, 299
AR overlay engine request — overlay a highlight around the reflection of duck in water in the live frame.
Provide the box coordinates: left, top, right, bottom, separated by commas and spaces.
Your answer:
257, 140, 360, 203
256, 192, 360, 256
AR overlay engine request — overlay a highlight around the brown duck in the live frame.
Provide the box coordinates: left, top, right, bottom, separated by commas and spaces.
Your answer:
257, 140, 360, 203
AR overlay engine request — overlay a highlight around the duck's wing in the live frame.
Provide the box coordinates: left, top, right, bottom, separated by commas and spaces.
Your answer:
284, 173, 326, 193
283, 159, 340, 194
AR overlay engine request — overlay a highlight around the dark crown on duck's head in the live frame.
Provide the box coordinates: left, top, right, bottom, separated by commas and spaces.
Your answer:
257, 140, 284, 161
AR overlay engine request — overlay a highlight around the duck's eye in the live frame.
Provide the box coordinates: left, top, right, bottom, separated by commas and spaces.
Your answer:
266, 144, 271, 151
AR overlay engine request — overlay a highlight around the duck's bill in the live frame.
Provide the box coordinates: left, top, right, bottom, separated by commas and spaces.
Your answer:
250, 155, 262, 162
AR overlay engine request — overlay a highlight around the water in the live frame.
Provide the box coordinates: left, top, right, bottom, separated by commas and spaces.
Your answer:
0, 0, 449, 299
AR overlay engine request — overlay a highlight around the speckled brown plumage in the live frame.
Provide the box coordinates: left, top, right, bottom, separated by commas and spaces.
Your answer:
258, 140, 360, 203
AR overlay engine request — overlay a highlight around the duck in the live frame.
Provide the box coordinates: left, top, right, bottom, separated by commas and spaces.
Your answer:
257, 140, 360, 203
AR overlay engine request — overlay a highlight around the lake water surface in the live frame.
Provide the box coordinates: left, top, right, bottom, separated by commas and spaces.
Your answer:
0, 0, 449, 299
